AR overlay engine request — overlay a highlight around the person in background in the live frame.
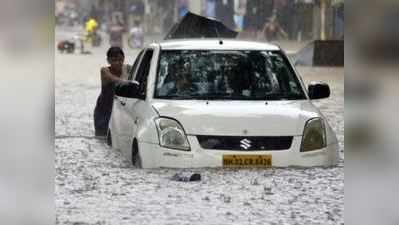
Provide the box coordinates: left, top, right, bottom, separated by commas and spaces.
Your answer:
262, 10, 288, 41
233, 0, 246, 31
85, 17, 98, 38
94, 47, 132, 136
242, 1, 258, 39
128, 20, 144, 49
108, 18, 125, 48
85, 17, 100, 46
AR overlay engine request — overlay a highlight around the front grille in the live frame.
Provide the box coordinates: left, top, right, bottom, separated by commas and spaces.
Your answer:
197, 136, 293, 151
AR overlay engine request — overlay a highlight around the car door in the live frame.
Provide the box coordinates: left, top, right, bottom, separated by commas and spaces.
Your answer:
118, 49, 154, 156
111, 50, 144, 148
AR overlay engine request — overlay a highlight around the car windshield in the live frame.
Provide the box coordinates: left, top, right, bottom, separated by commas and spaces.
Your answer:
154, 50, 306, 100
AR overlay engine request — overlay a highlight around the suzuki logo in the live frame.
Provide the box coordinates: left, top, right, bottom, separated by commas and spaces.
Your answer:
240, 139, 252, 150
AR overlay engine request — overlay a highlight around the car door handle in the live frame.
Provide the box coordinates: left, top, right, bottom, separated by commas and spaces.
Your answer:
134, 117, 139, 124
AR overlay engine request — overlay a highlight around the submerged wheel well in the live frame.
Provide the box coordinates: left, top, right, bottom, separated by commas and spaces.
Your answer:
132, 138, 138, 150
132, 138, 139, 160
131, 138, 142, 168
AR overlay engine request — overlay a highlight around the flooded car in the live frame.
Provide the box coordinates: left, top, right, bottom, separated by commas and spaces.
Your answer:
109, 39, 338, 168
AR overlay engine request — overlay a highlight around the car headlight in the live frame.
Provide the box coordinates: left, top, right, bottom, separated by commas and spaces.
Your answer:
155, 117, 190, 151
300, 118, 327, 152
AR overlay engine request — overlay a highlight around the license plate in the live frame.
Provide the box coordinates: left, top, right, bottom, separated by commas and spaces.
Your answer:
223, 155, 272, 168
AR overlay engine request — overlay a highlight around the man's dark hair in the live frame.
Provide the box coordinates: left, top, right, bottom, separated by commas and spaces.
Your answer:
106, 46, 124, 58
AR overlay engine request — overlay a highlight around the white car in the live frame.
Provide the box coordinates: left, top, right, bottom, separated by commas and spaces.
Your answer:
108, 39, 338, 168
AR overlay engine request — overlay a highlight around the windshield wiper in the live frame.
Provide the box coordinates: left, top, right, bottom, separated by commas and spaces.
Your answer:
201, 94, 232, 100
158, 93, 305, 100
157, 94, 208, 100
157, 95, 189, 100
263, 93, 306, 100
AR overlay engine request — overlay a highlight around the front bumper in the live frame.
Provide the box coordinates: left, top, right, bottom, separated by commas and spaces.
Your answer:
138, 136, 338, 168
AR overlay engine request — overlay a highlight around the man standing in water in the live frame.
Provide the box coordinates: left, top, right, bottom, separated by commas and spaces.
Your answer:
94, 47, 132, 136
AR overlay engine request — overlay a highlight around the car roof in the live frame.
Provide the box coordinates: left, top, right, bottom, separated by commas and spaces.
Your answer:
150, 39, 281, 51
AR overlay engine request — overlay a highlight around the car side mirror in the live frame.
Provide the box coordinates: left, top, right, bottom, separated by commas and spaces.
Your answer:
114, 81, 140, 98
308, 82, 330, 99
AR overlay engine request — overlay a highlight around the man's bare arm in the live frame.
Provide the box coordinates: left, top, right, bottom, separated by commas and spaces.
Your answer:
101, 67, 123, 83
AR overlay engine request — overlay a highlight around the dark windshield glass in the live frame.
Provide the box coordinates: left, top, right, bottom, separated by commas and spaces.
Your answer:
154, 50, 306, 100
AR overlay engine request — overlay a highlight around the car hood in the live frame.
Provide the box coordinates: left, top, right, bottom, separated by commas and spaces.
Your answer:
151, 100, 320, 136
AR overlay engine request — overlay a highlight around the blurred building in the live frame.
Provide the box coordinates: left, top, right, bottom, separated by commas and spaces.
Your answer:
56, 0, 343, 41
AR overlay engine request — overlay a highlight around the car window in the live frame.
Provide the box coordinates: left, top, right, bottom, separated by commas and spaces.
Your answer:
134, 49, 154, 98
154, 50, 306, 100
128, 50, 144, 80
